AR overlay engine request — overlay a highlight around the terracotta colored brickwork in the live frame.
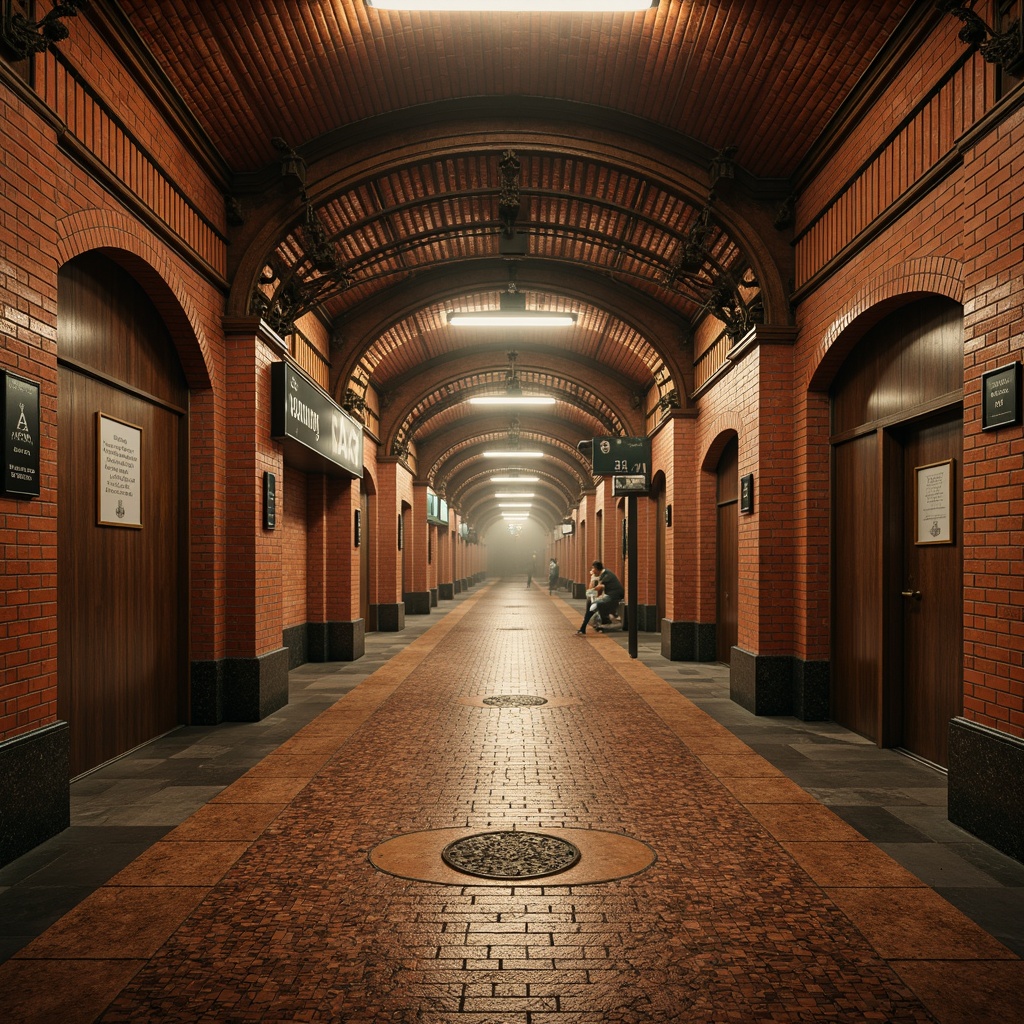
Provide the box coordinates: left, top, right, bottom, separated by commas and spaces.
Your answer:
283, 468, 309, 630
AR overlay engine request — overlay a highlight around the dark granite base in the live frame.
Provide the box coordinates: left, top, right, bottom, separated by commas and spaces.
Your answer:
949, 717, 1024, 865
327, 619, 365, 661
373, 603, 406, 632
730, 649, 793, 716
283, 622, 310, 668
439, 582, 454, 600
573, 582, 587, 599
661, 620, 717, 662
0, 723, 70, 867
430, 588, 438, 607
190, 647, 290, 725
631, 604, 661, 632
454, 580, 462, 594
729, 650, 830, 721
404, 591, 432, 615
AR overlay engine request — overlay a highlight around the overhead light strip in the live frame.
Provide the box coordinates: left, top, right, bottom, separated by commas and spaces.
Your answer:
368, 1, 654, 11
482, 450, 545, 458
468, 396, 556, 405
448, 311, 576, 328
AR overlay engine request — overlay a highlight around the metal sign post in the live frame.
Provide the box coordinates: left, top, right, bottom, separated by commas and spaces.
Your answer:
627, 493, 638, 659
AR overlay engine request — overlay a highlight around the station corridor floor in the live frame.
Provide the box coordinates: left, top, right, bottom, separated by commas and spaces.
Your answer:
2, 579, 1024, 1022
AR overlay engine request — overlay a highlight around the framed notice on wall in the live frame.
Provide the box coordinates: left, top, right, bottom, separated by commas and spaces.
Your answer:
97, 412, 142, 528
915, 459, 954, 545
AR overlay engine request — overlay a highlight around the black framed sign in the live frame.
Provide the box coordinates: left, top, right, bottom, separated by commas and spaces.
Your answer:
2, 370, 40, 498
354, 508, 361, 547
982, 361, 1021, 430
263, 471, 276, 530
740, 473, 754, 514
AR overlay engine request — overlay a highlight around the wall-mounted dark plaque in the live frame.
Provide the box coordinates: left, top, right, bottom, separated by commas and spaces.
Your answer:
354, 508, 361, 547
2, 370, 40, 498
982, 361, 1020, 430
740, 473, 754, 514
263, 471, 276, 530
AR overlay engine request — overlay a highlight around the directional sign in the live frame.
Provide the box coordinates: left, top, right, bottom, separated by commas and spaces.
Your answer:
591, 436, 650, 476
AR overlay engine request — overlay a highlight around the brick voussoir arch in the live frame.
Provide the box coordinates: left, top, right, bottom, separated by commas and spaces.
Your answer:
57, 210, 215, 391
808, 257, 964, 392
699, 414, 746, 472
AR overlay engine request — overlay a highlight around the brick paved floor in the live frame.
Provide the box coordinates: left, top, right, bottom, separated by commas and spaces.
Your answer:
3, 580, 1023, 1022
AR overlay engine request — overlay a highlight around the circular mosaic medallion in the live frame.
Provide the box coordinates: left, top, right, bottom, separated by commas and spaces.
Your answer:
482, 694, 548, 707
441, 830, 581, 879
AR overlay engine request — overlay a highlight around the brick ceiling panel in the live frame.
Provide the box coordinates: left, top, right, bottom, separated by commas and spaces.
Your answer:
114, 0, 918, 513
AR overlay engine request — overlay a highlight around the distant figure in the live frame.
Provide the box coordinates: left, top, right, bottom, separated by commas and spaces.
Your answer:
575, 560, 624, 635
548, 558, 559, 594
526, 554, 536, 589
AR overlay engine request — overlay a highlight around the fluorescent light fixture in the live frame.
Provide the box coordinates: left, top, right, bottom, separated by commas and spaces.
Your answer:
503, 514, 530, 520
495, 492, 535, 498
491, 475, 539, 483
482, 450, 545, 458
498, 502, 533, 508
448, 311, 577, 328
468, 395, 556, 405
369, 1, 654, 11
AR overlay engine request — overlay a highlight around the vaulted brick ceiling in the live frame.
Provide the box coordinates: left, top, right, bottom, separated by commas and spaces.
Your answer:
119, 0, 916, 529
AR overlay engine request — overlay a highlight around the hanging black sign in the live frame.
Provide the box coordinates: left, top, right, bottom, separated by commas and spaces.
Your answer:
271, 362, 363, 477
2, 371, 40, 498
982, 361, 1021, 431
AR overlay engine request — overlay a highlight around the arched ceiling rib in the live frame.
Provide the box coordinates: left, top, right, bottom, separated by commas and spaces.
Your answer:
116, 0, 918, 537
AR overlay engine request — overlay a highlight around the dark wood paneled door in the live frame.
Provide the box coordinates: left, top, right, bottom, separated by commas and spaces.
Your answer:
897, 413, 962, 767
360, 491, 371, 628
57, 253, 187, 778
58, 368, 185, 776
716, 437, 739, 664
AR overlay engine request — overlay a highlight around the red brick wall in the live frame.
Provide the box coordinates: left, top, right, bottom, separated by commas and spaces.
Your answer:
282, 467, 309, 630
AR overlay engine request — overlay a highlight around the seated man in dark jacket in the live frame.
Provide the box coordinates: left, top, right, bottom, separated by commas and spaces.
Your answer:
575, 561, 624, 634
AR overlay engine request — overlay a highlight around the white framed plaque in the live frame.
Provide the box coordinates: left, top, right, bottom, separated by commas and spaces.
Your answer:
915, 459, 953, 546
97, 412, 142, 528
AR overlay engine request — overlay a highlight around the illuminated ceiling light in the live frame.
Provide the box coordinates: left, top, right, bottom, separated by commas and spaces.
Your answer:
502, 513, 530, 520
498, 502, 533, 508
449, 311, 576, 327
483, 451, 544, 458
491, 475, 540, 482
468, 395, 555, 405
495, 492, 535, 498
368, 1, 654, 11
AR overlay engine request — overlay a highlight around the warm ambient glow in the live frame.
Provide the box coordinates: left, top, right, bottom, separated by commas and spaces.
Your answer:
482, 450, 545, 458
491, 475, 540, 483
467, 395, 556, 405
447, 311, 577, 328
498, 503, 532, 508
495, 492, 535, 498
368, 1, 654, 11
502, 513, 530, 520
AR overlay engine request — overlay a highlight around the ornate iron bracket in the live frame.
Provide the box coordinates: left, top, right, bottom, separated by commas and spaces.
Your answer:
936, 0, 1024, 76
1, 0, 89, 60
498, 149, 521, 239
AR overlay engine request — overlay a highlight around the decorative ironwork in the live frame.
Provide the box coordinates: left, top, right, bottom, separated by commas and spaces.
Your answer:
936, 0, 1024, 75
391, 437, 410, 459
482, 695, 548, 707
342, 388, 366, 422
657, 389, 681, 414
441, 831, 581, 879
271, 136, 306, 187
498, 149, 521, 238
1, 0, 89, 60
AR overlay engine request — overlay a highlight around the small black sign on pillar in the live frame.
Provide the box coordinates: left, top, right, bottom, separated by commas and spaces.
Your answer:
740, 473, 754, 514
2, 371, 40, 498
263, 471, 276, 530
982, 361, 1021, 431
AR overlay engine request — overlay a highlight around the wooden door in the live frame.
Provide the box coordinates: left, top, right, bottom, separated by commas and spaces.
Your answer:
655, 480, 666, 623
716, 437, 739, 664
57, 253, 188, 777
360, 490, 371, 627
831, 432, 881, 740
896, 413, 962, 767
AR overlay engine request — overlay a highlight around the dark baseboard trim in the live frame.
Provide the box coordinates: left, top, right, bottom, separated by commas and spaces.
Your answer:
949, 717, 1024, 865
373, 603, 406, 632
438, 582, 454, 600
729, 649, 830, 721
190, 647, 290, 725
404, 591, 432, 615
0, 722, 70, 867
660, 619, 717, 662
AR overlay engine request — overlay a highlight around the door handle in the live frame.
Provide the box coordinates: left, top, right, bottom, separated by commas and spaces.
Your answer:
901, 589, 922, 600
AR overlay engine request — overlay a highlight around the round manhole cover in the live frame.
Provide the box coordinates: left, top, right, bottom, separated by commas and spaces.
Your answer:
441, 831, 582, 879
482, 694, 548, 707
